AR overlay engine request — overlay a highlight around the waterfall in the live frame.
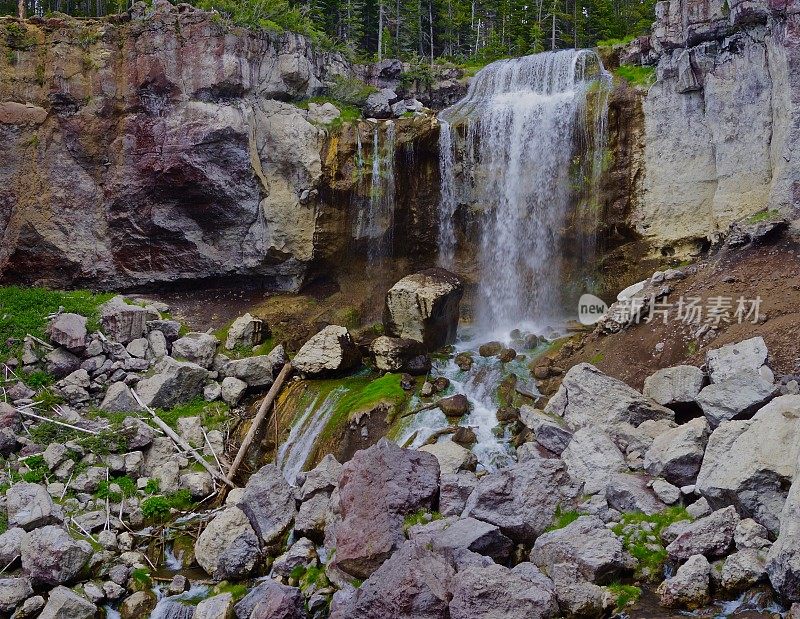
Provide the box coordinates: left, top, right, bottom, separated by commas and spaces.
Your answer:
438, 49, 611, 335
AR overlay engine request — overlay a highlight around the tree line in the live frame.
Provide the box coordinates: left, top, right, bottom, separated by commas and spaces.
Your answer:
2, 0, 655, 63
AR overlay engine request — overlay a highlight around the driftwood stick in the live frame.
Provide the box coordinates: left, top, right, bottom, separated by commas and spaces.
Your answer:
25, 334, 54, 350
227, 361, 292, 483
396, 398, 449, 421
131, 390, 235, 489
201, 426, 224, 475
16, 409, 99, 435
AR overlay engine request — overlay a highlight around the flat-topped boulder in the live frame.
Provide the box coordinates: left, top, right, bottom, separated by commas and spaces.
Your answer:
292, 326, 361, 377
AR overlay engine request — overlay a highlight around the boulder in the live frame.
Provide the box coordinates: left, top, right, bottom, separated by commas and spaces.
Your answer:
721, 549, 767, 591
100, 297, 154, 344
561, 428, 626, 495
271, 537, 317, 579
292, 326, 361, 377
147, 319, 181, 342
548, 562, 612, 617
696, 395, 800, 533
45, 347, 81, 379
364, 88, 398, 118
0, 527, 26, 566
644, 417, 710, 486
530, 515, 629, 584
418, 441, 477, 474
696, 373, 777, 427
449, 562, 559, 619
47, 313, 87, 351
334, 439, 439, 578
605, 473, 668, 515
223, 346, 286, 387
99, 381, 141, 413
120, 591, 157, 619
38, 586, 97, 619
767, 455, 800, 602
665, 506, 739, 561
735, 518, 771, 550
298, 453, 343, 500
234, 578, 305, 619
519, 406, 572, 454
369, 336, 422, 372
408, 516, 514, 563
656, 554, 711, 609
438, 394, 469, 417
221, 376, 248, 406
462, 458, 578, 544
134, 357, 207, 409
0, 577, 32, 613
643, 364, 705, 407
706, 337, 769, 383
195, 507, 260, 580
652, 479, 681, 504
171, 332, 219, 368
306, 101, 341, 124
225, 313, 265, 350
544, 363, 674, 430
236, 464, 296, 549
195, 593, 234, 619
439, 471, 478, 517
7, 481, 61, 530
383, 269, 463, 351
21, 525, 92, 585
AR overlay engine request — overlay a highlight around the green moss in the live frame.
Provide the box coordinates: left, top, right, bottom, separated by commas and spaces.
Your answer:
596, 34, 637, 47
686, 341, 699, 356
402, 509, 443, 534
614, 64, 656, 88
746, 209, 781, 224
545, 506, 581, 532
156, 397, 230, 432
300, 565, 329, 591
589, 352, 605, 364
95, 475, 137, 502
212, 581, 249, 601
612, 507, 692, 579
0, 509, 7, 534
130, 567, 152, 589
606, 582, 642, 610
0, 286, 114, 359
327, 373, 406, 433
294, 96, 362, 129
141, 490, 194, 523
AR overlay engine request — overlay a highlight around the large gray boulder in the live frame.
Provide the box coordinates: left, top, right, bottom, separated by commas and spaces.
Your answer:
696, 395, 800, 533
643, 364, 705, 407
369, 336, 422, 372
364, 88, 398, 118
0, 527, 25, 567
171, 332, 219, 368
439, 471, 478, 517
519, 406, 572, 455
449, 562, 559, 619
544, 363, 674, 430
656, 554, 711, 609
225, 313, 265, 350
706, 337, 769, 383
222, 345, 286, 387
605, 473, 668, 515
333, 439, 439, 578
21, 525, 92, 585
767, 452, 800, 602
0, 577, 32, 613
99, 381, 141, 413
134, 356, 207, 409
462, 457, 578, 544
665, 506, 739, 561
292, 326, 361, 377
644, 417, 710, 486
234, 578, 305, 619
696, 373, 777, 427
195, 593, 235, 619
721, 549, 768, 592
236, 464, 296, 549
561, 428, 626, 495
38, 585, 96, 619
408, 516, 514, 563
195, 507, 260, 580
47, 313, 87, 351
383, 269, 463, 351
418, 440, 477, 474
6, 481, 61, 530
530, 515, 629, 584
100, 296, 155, 344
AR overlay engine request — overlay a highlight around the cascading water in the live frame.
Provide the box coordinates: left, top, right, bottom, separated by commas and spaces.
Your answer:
438, 49, 611, 335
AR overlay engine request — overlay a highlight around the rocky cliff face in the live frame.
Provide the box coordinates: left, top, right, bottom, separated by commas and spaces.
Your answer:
635, 0, 800, 256
0, 1, 440, 291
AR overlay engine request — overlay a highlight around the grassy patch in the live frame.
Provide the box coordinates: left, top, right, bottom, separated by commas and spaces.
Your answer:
589, 352, 605, 365
545, 506, 581, 532
155, 397, 230, 431
212, 581, 249, 601
96, 475, 137, 502
0, 509, 7, 534
606, 582, 642, 610
0, 286, 113, 359
614, 65, 656, 88
403, 509, 443, 534
28, 419, 129, 454
612, 507, 692, 579
295, 96, 361, 129
597, 34, 637, 47
746, 209, 781, 224
141, 489, 195, 522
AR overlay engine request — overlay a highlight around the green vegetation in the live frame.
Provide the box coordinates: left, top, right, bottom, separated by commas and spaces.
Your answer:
130, 567, 153, 589
545, 506, 581, 532
18, 454, 49, 483
402, 508, 443, 534
328, 372, 406, 432
0, 508, 7, 534
589, 352, 604, 364
4, 22, 36, 50
295, 97, 362, 129
596, 33, 637, 47
746, 209, 781, 224
606, 582, 642, 610
27, 418, 129, 454
155, 397, 231, 432
0, 286, 113, 359
614, 65, 656, 88
96, 475, 137, 502
211, 581, 249, 601
612, 507, 692, 579
141, 489, 195, 522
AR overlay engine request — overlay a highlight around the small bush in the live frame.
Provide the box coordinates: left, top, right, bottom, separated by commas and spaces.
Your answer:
326, 75, 378, 107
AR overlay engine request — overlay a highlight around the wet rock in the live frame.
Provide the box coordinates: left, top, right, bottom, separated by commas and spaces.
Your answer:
383, 269, 463, 351
519, 406, 572, 455
499, 348, 517, 363
451, 426, 477, 446
195, 507, 260, 580
438, 394, 469, 417
530, 515, 629, 584
0, 577, 32, 613
171, 332, 219, 368
419, 440, 477, 474
462, 458, 578, 544
7, 481, 61, 530
605, 473, 668, 515
696, 395, 800, 534
455, 352, 473, 371
449, 562, 559, 619
293, 325, 361, 377
234, 578, 305, 619
657, 554, 711, 609
408, 516, 514, 563
369, 336, 422, 372
545, 363, 674, 430
562, 428, 626, 495
225, 313, 266, 350
134, 357, 207, 409
120, 591, 157, 619
47, 313, 87, 351
405, 354, 432, 376
237, 464, 296, 549
706, 337, 770, 383
644, 417, 710, 486
334, 439, 439, 578
666, 506, 739, 561
221, 376, 248, 406
643, 364, 705, 407
99, 381, 141, 413
223, 346, 286, 387
478, 341, 503, 357
38, 585, 97, 619
696, 373, 777, 427
439, 471, 478, 517
21, 525, 92, 585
